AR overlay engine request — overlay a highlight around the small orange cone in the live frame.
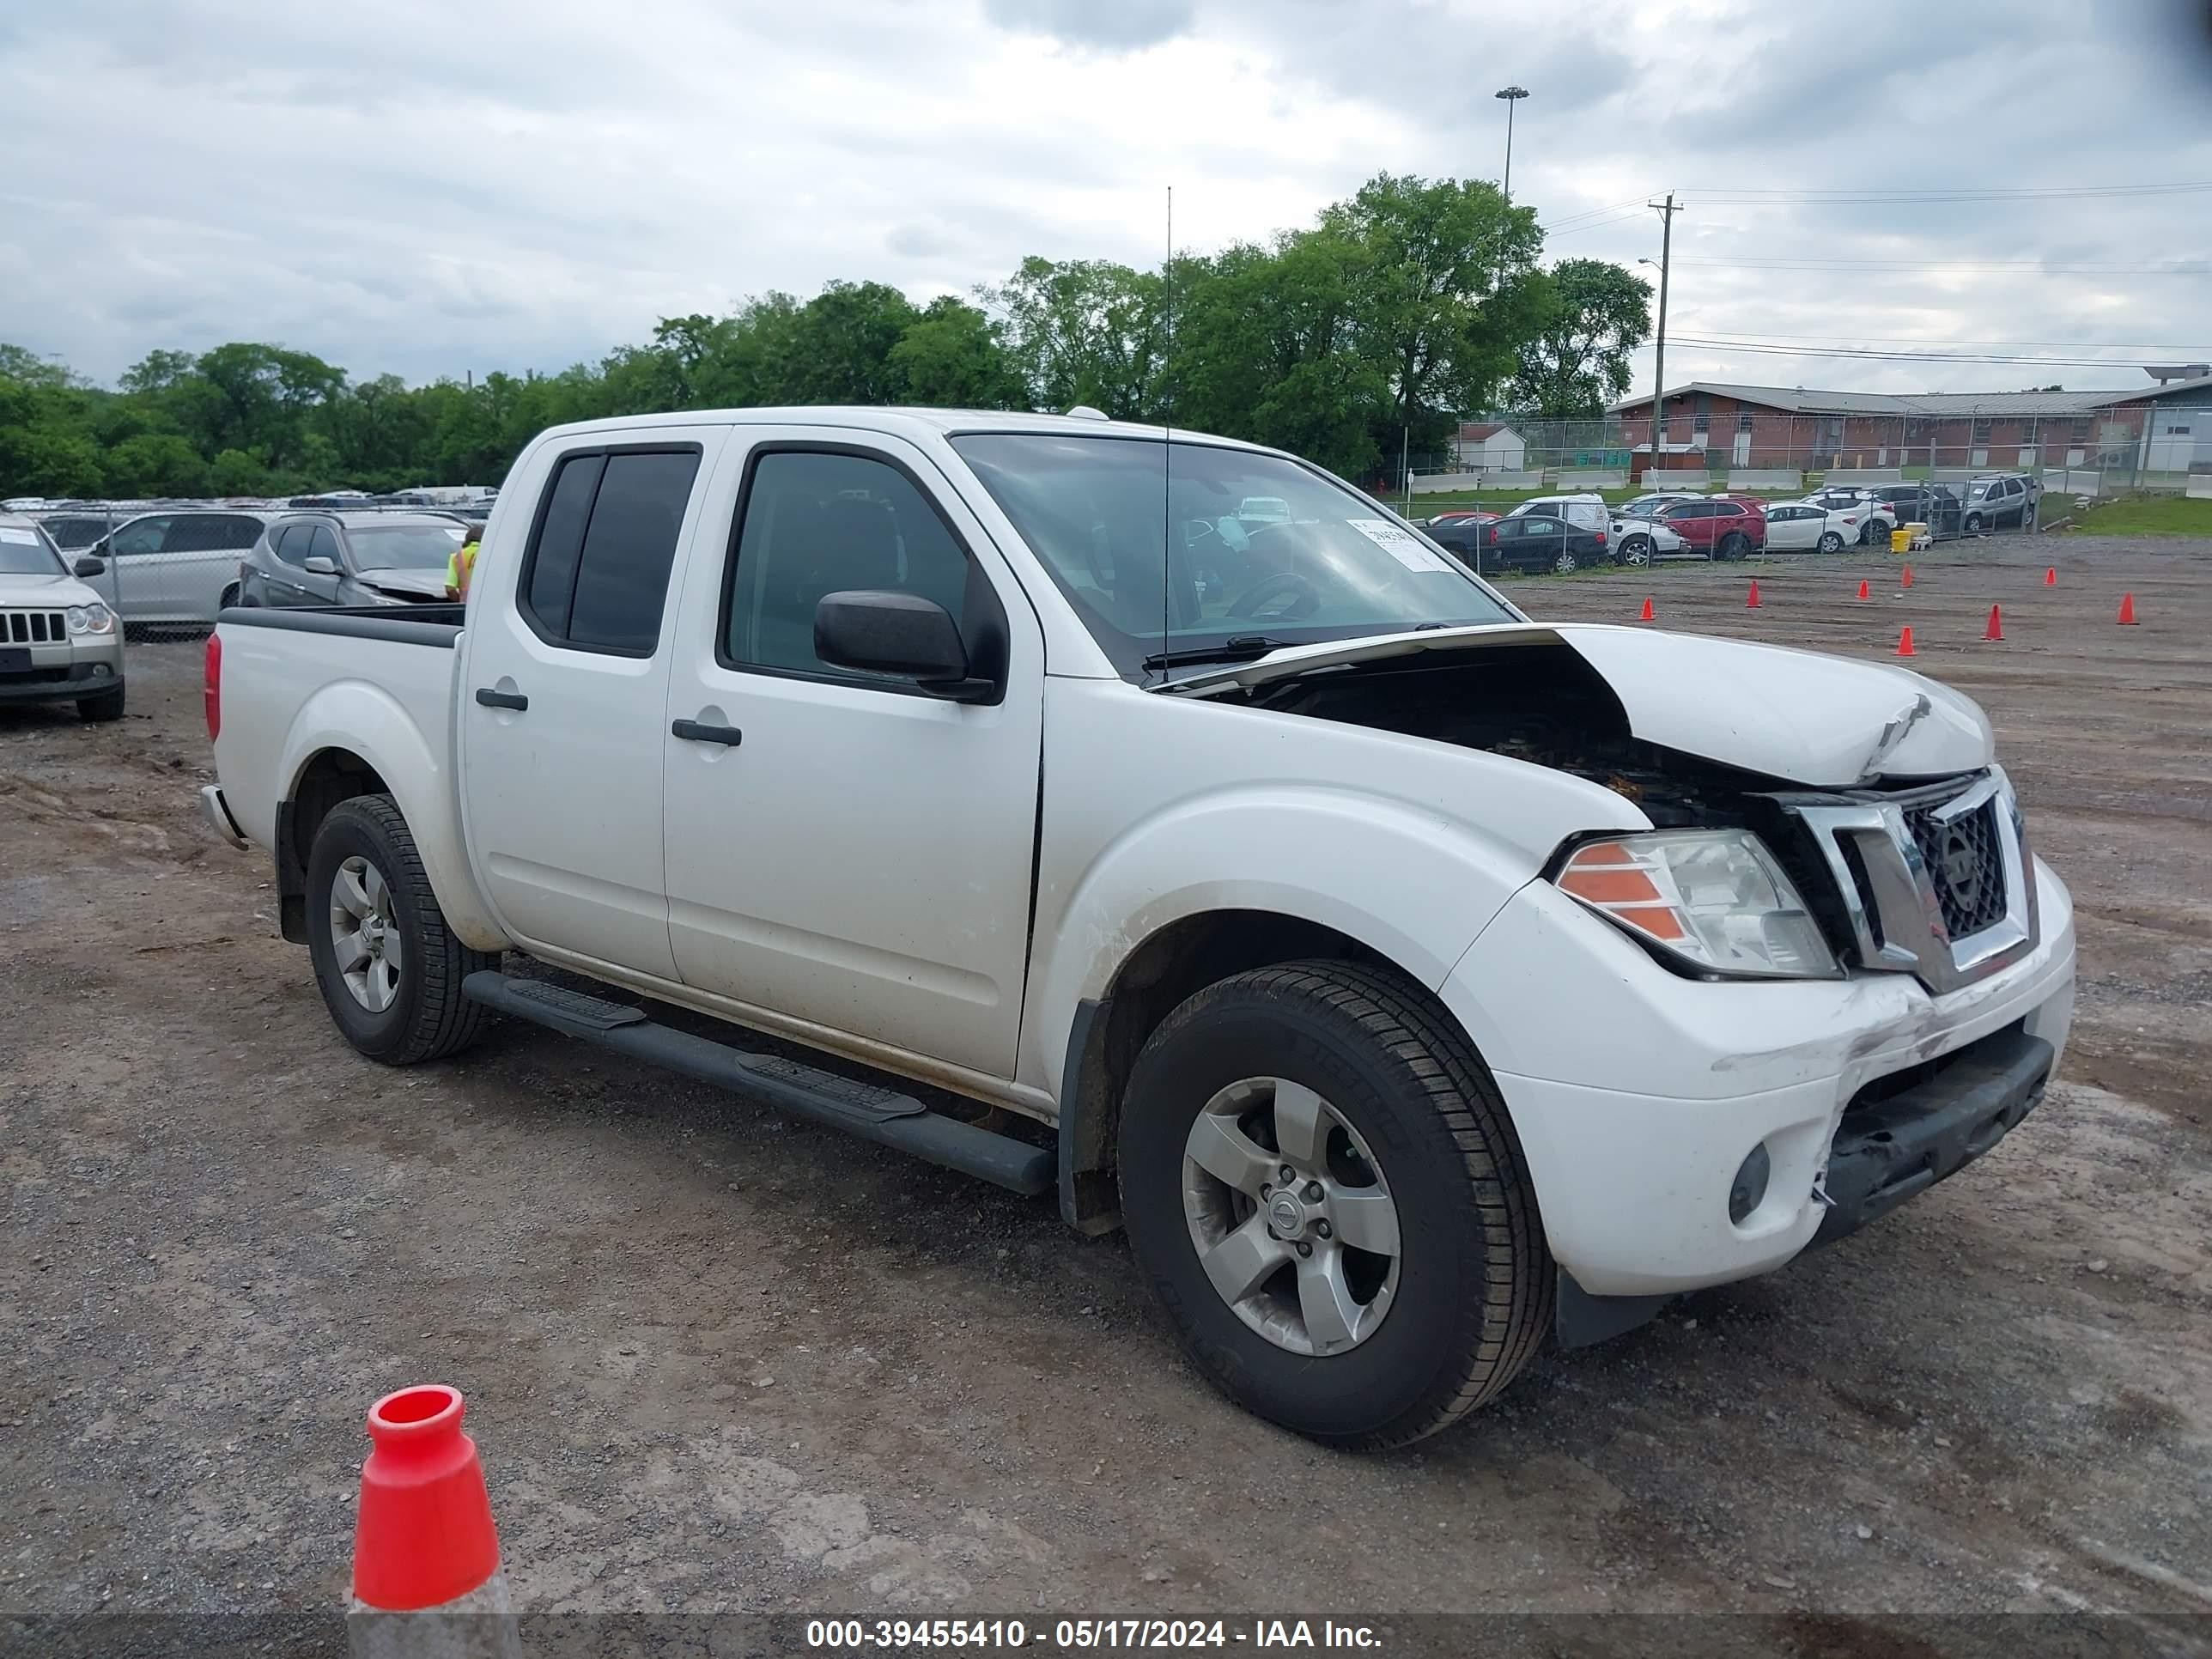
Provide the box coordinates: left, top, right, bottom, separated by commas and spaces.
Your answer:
1895, 626, 1916, 657
1638, 596, 1655, 622
1747, 579, 1761, 608
351, 1386, 515, 1644
1900, 565, 1914, 588
1855, 578, 1870, 601
2118, 592, 2138, 625
1983, 604, 2003, 641
2044, 566, 2057, 587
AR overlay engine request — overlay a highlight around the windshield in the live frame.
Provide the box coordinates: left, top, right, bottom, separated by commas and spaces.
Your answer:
950, 434, 1514, 678
347, 522, 466, 569
0, 523, 66, 576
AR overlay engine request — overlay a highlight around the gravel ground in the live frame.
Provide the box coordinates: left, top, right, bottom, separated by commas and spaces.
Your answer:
2, 532, 2207, 1652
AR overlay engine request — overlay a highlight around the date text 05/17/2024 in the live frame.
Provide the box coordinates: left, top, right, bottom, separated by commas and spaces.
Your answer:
804, 1619, 1384, 1650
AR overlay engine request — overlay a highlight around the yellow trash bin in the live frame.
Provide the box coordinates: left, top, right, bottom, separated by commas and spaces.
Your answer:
1890, 527, 1911, 554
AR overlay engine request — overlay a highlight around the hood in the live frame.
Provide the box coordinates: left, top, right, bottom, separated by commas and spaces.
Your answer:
0, 569, 100, 607
1167, 622, 1992, 787
354, 567, 453, 602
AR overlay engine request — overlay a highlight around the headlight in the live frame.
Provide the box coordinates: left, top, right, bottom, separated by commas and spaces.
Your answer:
66, 603, 115, 635
1553, 830, 1839, 980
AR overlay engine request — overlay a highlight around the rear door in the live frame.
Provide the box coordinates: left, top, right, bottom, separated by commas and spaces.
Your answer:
99, 514, 172, 618
260, 524, 319, 605
158, 514, 262, 620
659, 429, 1046, 1077
459, 428, 725, 980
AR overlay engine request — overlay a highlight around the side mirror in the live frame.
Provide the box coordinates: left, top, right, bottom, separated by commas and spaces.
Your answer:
303, 556, 338, 576
73, 556, 106, 578
814, 590, 990, 700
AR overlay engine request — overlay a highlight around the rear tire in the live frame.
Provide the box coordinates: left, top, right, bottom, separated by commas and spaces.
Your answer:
1552, 549, 1577, 574
219, 584, 239, 611
1816, 531, 1844, 554
76, 684, 125, 723
304, 794, 493, 1065
1118, 960, 1552, 1448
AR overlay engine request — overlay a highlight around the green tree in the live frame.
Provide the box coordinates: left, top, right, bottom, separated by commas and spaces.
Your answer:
101, 432, 208, 496
1510, 258, 1652, 417
890, 297, 1025, 408
985, 257, 1166, 418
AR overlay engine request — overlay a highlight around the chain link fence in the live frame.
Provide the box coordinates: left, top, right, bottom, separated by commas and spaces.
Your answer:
1409, 403, 2212, 498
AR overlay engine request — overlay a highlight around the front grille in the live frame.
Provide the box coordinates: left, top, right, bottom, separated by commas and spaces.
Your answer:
1904, 794, 2008, 938
2, 610, 67, 645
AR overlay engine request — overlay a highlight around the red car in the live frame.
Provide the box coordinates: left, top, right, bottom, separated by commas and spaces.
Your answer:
1652, 495, 1765, 561
1421, 509, 1498, 530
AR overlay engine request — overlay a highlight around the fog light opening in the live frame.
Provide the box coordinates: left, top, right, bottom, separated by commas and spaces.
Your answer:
1729, 1143, 1771, 1225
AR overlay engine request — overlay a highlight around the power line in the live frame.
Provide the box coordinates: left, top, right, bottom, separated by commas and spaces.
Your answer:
1666, 334, 2178, 368
1670, 257, 2207, 274
1665, 326, 2212, 349
1677, 181, 2212, 203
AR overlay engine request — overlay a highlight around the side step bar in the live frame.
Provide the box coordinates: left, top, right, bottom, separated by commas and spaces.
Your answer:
461, 971, 1054, 1196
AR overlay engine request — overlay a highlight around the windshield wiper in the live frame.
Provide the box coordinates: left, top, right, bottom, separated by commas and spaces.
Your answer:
1141, 635, 1293, 671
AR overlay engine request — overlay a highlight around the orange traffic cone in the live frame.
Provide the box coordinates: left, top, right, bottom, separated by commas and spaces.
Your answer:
351, 1386, 517, 1652
1900, 565, 1914, 588
1983, 605, 2003, 641
2044, 566, 2057, 587
1895, 626, 1916, 657
1855, 578, 1870, 601
1638, 596, 1655, 622
2118, 592, 2138, 625
1746, 579, 1761, 608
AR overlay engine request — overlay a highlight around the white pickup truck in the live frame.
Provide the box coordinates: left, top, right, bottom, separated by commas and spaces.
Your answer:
203, 407, 2075, 1447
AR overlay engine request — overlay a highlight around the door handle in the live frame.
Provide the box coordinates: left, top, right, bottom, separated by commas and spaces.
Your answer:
671, 718, 742, 747
475, 687, 529, 711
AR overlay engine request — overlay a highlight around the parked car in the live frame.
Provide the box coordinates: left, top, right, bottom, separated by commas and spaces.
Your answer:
1799, 488, 1897, 545
82, 509, 274, 625
1505, 494, 1611, 536
236, 513, 471, 608
1433, 511, 1610, 574
0, 513, 125, 720
1763, 502, 1881, 555
34, 511, 118, 553
1862, 484, 1964, 541
1960, 473, 2040, 533
206, 407, 2075, 1449
1419, 508, 1498, 531
1609, 494, 1704, 564
1652, 495, 1765, 560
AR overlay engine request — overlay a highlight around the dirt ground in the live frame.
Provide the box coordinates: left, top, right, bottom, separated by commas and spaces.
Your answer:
3, 534, 2208, 1651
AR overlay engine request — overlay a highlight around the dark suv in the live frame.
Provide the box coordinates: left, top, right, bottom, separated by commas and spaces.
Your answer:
1654, 495, 1765, 560
1863, 484, 1964, 540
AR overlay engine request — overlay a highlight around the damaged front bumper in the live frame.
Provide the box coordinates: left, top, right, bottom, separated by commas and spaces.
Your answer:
1440, 854, 2075, 1334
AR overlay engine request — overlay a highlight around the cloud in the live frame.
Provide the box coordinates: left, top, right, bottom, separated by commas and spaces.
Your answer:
0, 0, 2206, 397
981, 0, 1195, 51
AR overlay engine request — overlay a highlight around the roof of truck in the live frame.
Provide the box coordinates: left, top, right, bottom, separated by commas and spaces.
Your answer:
531, 406, 1276, 450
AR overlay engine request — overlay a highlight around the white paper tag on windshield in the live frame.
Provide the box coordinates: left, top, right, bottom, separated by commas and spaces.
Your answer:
0, 527, 37, 544
1346, 517, 1450, 572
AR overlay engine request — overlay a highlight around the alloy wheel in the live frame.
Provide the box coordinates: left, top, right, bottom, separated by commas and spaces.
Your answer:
1181, 1078, 1401, 1356
329, 854, 402, 1012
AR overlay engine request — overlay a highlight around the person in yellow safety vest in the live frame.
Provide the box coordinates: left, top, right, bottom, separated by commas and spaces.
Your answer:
445, 522, 484, 600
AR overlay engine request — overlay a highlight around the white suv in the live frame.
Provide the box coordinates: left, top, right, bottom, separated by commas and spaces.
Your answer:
1609, 493, 1704, 564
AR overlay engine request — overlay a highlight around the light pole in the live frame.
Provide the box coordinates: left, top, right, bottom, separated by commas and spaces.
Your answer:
1637, 192, 1678, 483
1494, 86, 1529, 206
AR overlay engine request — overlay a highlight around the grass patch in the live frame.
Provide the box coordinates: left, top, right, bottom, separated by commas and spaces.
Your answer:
2048, 493, 2212, 537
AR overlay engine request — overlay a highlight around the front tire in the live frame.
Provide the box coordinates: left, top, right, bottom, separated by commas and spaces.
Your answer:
1118, 961, 1552, 1448
304, 794, 494, 1064
1964, 512, 1984, 535
76, 684, 126, 722
1718, 532, 1749, 561
1619, 536, 1651, 566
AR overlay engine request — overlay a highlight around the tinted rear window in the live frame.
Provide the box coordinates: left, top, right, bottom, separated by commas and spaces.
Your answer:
520, 447, 699, 653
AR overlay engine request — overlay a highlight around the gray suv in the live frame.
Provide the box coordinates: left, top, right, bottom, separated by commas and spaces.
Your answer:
0, 513, 126, 720
236, 513, 472, 609
1960, 473, 2041, 534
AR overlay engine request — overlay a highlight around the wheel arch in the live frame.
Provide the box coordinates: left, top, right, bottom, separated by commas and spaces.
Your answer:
1056, 908, 1433, 1236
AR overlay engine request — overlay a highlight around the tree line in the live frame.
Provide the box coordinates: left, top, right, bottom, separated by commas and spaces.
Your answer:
0, 173, 1650, 501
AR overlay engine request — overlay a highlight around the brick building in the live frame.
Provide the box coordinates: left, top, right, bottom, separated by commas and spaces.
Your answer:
1607, 374, 2212, 475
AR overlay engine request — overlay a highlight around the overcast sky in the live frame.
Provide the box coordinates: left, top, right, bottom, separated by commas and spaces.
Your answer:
4, 0, 2210, 398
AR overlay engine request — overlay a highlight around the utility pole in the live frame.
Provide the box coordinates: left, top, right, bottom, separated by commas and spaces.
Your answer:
1643, 192, 1679, 482
1401, 424, 1411, 514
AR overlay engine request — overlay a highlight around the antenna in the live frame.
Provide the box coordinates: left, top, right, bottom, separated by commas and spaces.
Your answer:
1161, 184, 1173, 665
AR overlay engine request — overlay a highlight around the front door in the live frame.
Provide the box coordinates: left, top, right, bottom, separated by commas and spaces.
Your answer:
661, 431, 1045, 1079
459, 428, 724, 980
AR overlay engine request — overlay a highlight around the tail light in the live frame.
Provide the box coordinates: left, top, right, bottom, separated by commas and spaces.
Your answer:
1594, 529, 1607, 544
204, 631, 222, 742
